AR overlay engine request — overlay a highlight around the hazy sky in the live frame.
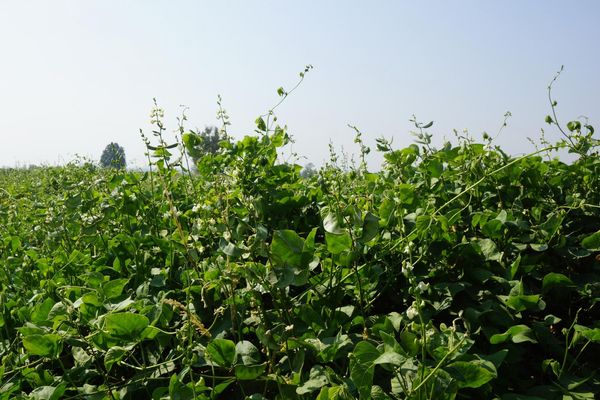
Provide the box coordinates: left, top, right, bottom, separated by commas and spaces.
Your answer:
1, 1, 599, 168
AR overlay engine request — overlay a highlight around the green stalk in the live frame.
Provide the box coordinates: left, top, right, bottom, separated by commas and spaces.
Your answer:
410, 335, 468, 395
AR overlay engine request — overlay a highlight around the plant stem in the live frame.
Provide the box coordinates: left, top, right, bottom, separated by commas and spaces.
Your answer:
410, 335, 468, 395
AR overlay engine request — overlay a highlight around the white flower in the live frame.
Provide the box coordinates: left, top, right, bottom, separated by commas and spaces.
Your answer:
406, 305, 419, 320
401, 261, 414, 277
81, 213, 94, 224
192, 204, 201, 213
417, 281, 429, 293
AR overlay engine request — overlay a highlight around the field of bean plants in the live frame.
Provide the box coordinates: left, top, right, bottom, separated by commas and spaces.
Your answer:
1, 76, 600, 399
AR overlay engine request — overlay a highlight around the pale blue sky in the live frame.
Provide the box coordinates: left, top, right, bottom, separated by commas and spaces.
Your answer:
1, 1, 598, 168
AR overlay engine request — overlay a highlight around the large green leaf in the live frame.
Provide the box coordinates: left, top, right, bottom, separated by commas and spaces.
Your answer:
271, 229, 304, 267
349, 341, 380, 399
398, 184, 415, 205
446, 359, 497, 388
235, 340, 261, 365
359, 212, 379, 243
482, 219, 504, 238
581, 230, 600, 250
542, 272, 574, 293
323, 212, 345, 234
22, 334, 62, 358
325, 231, 352, 255
102, 278, 129, 299
399, 331, 419, 356
427, 159, 443, 177
373, 350, 406, 367
205, 338, 236, 368
103, 313, 149, 339
269, 230, 313, 286
475, 238, 503, 262
30, 298, 55, 324
539, 212, 564, 238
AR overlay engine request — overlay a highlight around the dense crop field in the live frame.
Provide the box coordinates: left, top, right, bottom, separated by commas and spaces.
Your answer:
2, 95, 600, 398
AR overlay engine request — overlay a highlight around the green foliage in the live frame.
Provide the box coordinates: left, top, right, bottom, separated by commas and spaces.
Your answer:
100, 142, 126, 169
183, 125, 230, 166
1, 72, 599, 398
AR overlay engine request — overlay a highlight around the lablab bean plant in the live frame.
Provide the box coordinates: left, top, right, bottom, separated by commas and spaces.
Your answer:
0, 66, 599, 399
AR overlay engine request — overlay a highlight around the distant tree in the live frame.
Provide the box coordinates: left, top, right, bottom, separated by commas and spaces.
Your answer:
100, 142, 126, 169
183, 126, 229, 165
300, 162, 318, 178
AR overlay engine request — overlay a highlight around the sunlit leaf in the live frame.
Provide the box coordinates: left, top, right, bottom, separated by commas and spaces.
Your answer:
102, 278, 129, 299
542, 272, 574, 293
490, 325, 537, 344
103, 313, 149, 339
22, 334, 62, 358
581, 230, 600, 250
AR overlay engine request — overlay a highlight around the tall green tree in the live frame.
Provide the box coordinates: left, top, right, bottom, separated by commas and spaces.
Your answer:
100, 142, 126, 169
